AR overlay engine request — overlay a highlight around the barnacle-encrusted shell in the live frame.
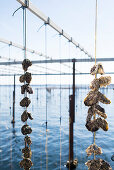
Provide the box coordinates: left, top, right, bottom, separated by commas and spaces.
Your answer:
24, 136, 32, 146
90, 63, 104, 75
20, 158, 33, 169
86, 107, 108, 132
86, 144, 102, 156
85, 159, 112, 170
84, 90, 111, 106
21, 125, 32, 135
99, 76, 111, 87
28, 112, 33, 120
21, 84, 33, 94
22, 147, 32, 158
21, 110, 28, 122
22, 59, 32, 71
90, 78, 100, 90
20, 97, 31, 107
19, 72, 32, 84
94, 104, 107, 119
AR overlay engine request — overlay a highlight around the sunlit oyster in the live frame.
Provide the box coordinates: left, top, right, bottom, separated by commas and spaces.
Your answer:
20, 97, 31, 107
19, 72, 32, 84
99, 76, 111, 87
84, 90, 99, 106
20, 158, 33, 169
90, 63, 104, 75
21, 110, 28, 122
22, 59, 32, 71
84, 90, 111, 106
21, 84, 33, 94
94, 104, 107, 119
90, 78, 100, 90
86, 107, 108, 132
98, 92, 111, 104
86, 144, 102, 156
21, 125, 32, 135
24, 136, 32, 146
85, 159, 112, 170
22, 147, 32, 158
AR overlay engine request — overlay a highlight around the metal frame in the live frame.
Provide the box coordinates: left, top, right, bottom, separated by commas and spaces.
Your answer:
0, 57, 114, 66
16, 0, 92, 58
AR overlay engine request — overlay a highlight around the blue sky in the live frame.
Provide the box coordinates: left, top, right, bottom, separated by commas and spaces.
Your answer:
0, 0, 114, 85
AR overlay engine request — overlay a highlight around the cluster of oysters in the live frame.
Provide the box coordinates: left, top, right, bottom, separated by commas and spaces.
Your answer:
84, 63, 112, 170
19, 59, 33, 170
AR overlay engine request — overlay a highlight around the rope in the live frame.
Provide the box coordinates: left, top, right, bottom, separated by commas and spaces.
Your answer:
45, 24, 48, 129
93, 0, 98, 160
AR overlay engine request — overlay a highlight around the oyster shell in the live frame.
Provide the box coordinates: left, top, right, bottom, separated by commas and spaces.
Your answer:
85, 159, 112, 170
21, 84, 33, 94
20, 97, 31, 107
99, 76, 111, 87
21, 125, 32, 135
86, 107, 108, 132
22, 147, 32, 158
86, 144, 102, 156
90, 63, 104, 75
94, 104, 107, 119
19, 72, 32, 84
22, 59, 32, 71
24, 136, 32, 146
90, 78, 100, 90
21, 110, 28, 122
20, 158, 33, 169
84, 90, 111, 106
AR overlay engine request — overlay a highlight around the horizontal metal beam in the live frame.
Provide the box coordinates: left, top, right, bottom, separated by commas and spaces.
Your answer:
16, 0, 92, 58
0, 37, 50, 59
0, 72, 114, 76
0, 57, 114, 65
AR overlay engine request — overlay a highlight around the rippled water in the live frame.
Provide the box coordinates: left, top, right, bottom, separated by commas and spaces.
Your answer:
0, 86, 114, 170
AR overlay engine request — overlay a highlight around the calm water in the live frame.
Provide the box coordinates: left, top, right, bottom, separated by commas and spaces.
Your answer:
0, 86, 114, 170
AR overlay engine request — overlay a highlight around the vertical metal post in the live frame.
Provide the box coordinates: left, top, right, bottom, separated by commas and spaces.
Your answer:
69, 95, 74, 161
73, 59, 75, 122
67, 59, 78, 168
11, 74, 15, 124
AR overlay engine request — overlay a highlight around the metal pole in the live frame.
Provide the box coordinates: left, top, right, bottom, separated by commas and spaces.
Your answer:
11, 74, 15, 124
69, 95, 74, 161
67, 59, 78, 168
73, 59, 75, 122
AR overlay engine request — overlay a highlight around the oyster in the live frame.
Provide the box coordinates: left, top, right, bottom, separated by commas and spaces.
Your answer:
20, 158, 33, 169
20, 97, 31, 107
94, 104, 107, 119
19, 72, 32, 84
90, 78, 100, 90
90, 63, 104, 75
24, 136, 32, 146
84, 90, 111, 106
22, 147, 32, 158
86, 144, 102, 156
21, 84, 33, 94
85, 159, 112, 170
99, 76, 111, 87
21, 125, 32, 135
22, 59, 32, 71
84, 90, 99, 106
28, 112, 33, 120
86, 107, 108, 132
21, 111, 28, 122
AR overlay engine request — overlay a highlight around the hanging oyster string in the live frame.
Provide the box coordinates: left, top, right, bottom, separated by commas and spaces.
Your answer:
19, 59, 33, 170
84, 63, 112, 170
